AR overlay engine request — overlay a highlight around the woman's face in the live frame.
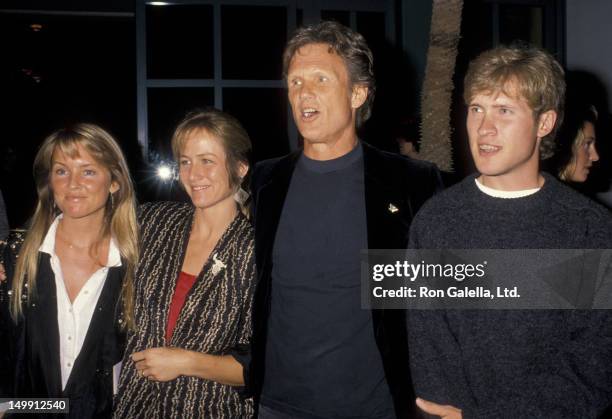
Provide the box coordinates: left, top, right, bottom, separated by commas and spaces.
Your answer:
50, 143, 118, 221
567, 121, 599, 182
178, 130, 246, 210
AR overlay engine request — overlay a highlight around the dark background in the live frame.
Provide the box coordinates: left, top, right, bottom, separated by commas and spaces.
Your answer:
1, 0, 610, 228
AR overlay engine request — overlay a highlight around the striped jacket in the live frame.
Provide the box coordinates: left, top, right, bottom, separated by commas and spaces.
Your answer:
114, 202, 255, 418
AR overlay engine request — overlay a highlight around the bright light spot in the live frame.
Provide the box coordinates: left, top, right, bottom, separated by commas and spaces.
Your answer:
149, 2, 170, 6
157, 165, 173, 180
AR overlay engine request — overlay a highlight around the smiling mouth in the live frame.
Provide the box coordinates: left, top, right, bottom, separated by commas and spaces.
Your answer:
191, 186, 210, 191
478, 144, 501, 153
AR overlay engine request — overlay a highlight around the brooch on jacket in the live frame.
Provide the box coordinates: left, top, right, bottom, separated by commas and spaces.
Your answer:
211, 253, 227, 275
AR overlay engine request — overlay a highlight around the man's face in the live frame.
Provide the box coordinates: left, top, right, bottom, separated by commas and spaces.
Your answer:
466, 81, 555, 188
286, 43, 366, 148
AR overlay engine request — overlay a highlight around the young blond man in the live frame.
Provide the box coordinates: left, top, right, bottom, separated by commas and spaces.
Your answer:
408, 45, 612, 418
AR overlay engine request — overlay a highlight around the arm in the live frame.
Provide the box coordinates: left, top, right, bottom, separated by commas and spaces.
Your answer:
133, 229, 257, 388
465, 311, 612, 419
409, 309, 612, 419
132, 348, 244, 386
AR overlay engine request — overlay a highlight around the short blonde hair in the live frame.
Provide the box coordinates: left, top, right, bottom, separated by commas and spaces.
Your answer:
171, 108, 251, 192
464, 45, 566, 158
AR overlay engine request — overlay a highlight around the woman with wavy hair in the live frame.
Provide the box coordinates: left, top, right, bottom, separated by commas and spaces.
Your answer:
547, 104, 600, 183
0, 123, 138, 418
114, 108, 255, 418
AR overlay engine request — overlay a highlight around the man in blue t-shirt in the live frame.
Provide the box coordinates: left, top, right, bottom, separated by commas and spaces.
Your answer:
248, 21, 442, 419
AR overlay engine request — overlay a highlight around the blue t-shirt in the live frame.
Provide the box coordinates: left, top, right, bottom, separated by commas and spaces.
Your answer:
262, 144, 394, 418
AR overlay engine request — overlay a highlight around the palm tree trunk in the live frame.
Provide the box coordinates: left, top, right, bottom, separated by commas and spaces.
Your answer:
419, 0, 464, 172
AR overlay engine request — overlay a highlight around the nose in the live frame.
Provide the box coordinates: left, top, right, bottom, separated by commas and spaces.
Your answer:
477, 113, 496, 136
590, 144, 600, 162
298, 80, 314, 100
68, 172, 81, 189
188, 162, 204, 182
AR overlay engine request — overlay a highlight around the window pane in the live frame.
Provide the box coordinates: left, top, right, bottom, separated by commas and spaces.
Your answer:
221, 6, 286, 80
222, 88, 289, 162
146, 5, 214, 79
357, 11, 386, 50
147, 87, 214, 158
499, 5, 544, 47
0, 13, 136, 226
297, 8, 303, 27
321, 10, 350, 27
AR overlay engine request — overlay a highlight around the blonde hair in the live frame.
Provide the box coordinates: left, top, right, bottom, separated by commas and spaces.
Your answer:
171, 108, 252, 212
11, 123, 138, 329
464, 45, 566, 159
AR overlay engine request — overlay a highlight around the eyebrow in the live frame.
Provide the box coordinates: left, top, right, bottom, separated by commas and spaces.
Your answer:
180, 153, 217, 158
52, 161, 95, 167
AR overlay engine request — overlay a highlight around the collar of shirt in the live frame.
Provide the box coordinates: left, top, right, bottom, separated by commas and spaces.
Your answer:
39, 214, 122, 268
474, 178, 541, 199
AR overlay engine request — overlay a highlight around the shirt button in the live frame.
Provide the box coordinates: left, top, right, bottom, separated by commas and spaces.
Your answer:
68, 336, 72, 340
68, 308, 73, 313
84, 290, 89, 295
67, 362, 72, 367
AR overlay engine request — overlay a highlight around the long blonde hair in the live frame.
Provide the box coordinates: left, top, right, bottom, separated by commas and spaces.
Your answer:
11, 123, 138, 329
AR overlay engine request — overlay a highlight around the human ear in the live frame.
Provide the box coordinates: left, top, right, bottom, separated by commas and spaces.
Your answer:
109, 181, 120, 194
237, 161, 248, 180
351, 85, 368, 109
537, 110, 557, 138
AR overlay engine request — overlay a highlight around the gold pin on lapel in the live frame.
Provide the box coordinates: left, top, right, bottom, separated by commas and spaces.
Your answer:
388, 203, 399, 213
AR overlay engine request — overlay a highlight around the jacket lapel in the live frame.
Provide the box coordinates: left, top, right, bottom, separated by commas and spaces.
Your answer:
254, 152, 301, 275
363, 143, 412, 250
63, 265, 123, 394
28, 254, 62, 396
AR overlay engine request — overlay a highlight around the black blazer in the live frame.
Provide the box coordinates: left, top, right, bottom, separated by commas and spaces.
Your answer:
1, 234, 126, 419
248, 142, 443, 418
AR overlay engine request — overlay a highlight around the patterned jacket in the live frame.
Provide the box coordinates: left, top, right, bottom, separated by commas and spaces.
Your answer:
114, 202, 255, 418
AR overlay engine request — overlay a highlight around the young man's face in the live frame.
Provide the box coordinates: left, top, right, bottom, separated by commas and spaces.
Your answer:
466, 80, 556, 189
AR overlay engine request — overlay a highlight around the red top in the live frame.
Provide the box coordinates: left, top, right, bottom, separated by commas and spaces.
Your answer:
166, 271, 197, 342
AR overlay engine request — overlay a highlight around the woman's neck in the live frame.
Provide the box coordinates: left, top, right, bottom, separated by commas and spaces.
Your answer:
191, 198, 238, 241
57, 211, 106, 248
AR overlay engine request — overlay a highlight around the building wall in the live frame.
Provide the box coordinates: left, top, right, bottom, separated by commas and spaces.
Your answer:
566, 0, 612, 109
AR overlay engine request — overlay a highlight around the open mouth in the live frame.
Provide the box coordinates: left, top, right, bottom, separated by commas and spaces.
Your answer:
478, 144, 501, 154
301, 107, 319, 120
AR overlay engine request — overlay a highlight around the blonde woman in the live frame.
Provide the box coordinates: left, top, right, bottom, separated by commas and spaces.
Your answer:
0, 124, 138, 418
114, 108, 255, 418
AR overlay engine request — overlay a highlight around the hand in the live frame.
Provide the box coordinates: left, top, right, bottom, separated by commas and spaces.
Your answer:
0, 263, 6, 282
416, 398, 462, 419
132, 347, 191, 382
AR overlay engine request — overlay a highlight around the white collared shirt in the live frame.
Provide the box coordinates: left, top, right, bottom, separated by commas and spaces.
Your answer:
39, 215, 121, 390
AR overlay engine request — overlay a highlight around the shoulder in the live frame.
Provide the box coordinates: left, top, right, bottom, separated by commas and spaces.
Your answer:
137, 201, 193, 243
363, 142, 440, 177
137, 201, 192, 223
230, 213, 255, 244
252, 152, 299, 190
412, 177, 472, 226
1, 230, 27, 267
545, 177, 612, 244
362, 143, 443, 205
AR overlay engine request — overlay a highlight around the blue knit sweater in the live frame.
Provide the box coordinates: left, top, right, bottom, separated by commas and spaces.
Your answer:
407, 173, 612, 418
